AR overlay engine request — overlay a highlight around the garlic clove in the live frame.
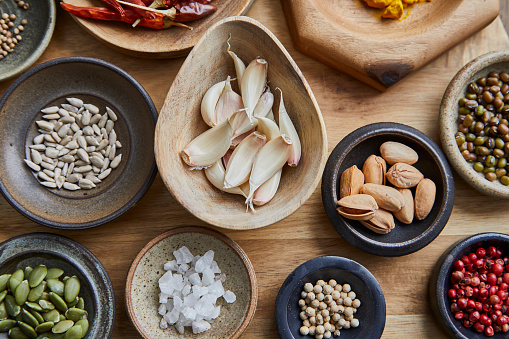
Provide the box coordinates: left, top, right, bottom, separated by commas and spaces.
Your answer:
266, 109, 275, 122
256, 117, 280, 141
214, 76, 244, 126
241, 58, 268, 119
201, 80, 226, 127
181, 120, 232, 167
253, 168, 282, 206
253, 88, 274, 118
205, 160, 246, 197
230, 128, 255, 149
277, 88, 301, 167
230, 110, 258, 139
222, 148, 234, 168
227, 38, 246, 90
224, 131, 267, 189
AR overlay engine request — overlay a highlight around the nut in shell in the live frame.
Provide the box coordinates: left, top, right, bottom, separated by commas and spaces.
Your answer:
336, 194, 378, 221
386, 163, 423, 188
340, 165, 364, 199
393, 188, 414, 224
379, 141, 418, 165
362, 155, 386, 185
360, 183, 405, 212
414, 178, 436, 220
360, 209, 395, 234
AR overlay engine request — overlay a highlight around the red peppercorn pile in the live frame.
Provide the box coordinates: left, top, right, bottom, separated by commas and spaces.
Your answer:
448, 246, 509, 336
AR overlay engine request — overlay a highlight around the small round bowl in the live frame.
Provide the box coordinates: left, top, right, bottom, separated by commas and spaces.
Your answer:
440, 50, 509, 199
0, 0, 56, 82
275, 256, 386, 339
429, 232, 509, 338
0, 232, 115, 338
125, 226, 257, 339
322, 122, 455, 256
0, 57, 158, 229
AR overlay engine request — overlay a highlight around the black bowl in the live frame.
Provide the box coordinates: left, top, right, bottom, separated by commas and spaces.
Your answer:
322, 122, 455, 256
0, 232, 115, 338
430, 233, 509, 338
275, 256, 386, 339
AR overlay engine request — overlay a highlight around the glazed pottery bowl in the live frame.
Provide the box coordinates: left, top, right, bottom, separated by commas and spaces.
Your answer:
0, 57, 158, 229
155, 16, 327, 230
322, 122, 455, 256
275, 256, 386, 339
440, 50, 509, 199
0, 232, 115, 338
429, 233, 509, 338
126, 226, 257, 338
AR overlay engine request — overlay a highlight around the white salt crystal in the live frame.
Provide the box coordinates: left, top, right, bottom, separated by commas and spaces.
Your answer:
174, 246, 193, 265
185, 268, 196, 277
192, 285, 208, 299
210, 260, 221, 274
159, 293, 169, 304
175, 320, 185, 334
158, 303, 167, 316
172, 274, 184, 292
164, 260, 178, 271
178, 263, 189, 274
195, 250, 214, 273
182, 307, 197, 321
159, 271, 173, 283
189, 272, 202, 287
184, 294, 198, 308
165, 308, 179, 325
182, 284, 191, 296
192, 319, 211, 334
215, 273, 227, 283
224, 290, 236, 303
160, 317, 168, 329
204, 306, 221, 321
173, 295, 183, 311
208, 280, 225, 298
191, 255, 201, 266
201, 268, 215, 286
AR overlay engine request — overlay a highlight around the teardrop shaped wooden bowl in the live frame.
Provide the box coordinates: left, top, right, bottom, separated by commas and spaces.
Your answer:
155, 16, 327, 230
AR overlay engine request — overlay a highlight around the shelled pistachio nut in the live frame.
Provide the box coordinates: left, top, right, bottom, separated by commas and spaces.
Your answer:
386, 163, 423, 188
379, 141, 418, 165
414, 178, 436, 220
336, 194, 378, 220
360, 183, 405, 213
362, 155, 386, 185
340, 165, 364, 199
360, 209, 395, 234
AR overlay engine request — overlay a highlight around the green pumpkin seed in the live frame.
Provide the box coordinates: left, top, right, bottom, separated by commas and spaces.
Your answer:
15, 312, 23, 322
45, 269, 63, 281
58, 315, 65, 322
10, 270, 24, 291
0, 301, 8, 320
28, 310, 44, 325
0, 290, 7, 303
65, 298, 78, 308
5, 295, 21, 317
36, 333, 65, 339
25, 302, 44, 312
51, 320, 73, 334
28, 282, 46, 302
24, 267, 33, 281
61, 277, 69, 283
38, 300, 55, 311
0, 318, 16, 332
29, 266, 47, 289
21, 309, 39, 328
35, 322, 54, 333
9, 326, 30, 339
46, 280, 64, 297
48, 293, 67, 313
15, 280, 30, 305
63, 309, 86, 323
74, 319, 88, 337
63, 278, 79, 304
42, 310, 59, 324
63, 325, 81, 339
75, 298, 84, 311
18, 321, 38, 338
40, 292, 50, 301
0, 274, 11, 292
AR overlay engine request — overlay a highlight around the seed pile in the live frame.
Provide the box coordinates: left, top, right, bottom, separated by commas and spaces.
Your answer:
0, 1, 29, 60
298, 280, 361, 338
158, 246, 236, 335
0, 265, 89, 339
24, 98, 123, 191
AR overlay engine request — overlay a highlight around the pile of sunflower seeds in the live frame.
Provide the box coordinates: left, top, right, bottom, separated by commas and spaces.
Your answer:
24, 98, 123, 191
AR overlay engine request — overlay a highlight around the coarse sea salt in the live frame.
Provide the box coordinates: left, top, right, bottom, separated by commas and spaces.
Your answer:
158, 246, 237, 335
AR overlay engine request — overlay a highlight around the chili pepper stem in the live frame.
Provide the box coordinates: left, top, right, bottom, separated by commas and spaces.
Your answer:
116, 0, 174, 16
132, 0, 165, 27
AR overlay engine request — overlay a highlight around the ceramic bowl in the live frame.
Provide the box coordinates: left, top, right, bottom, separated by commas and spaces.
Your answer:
0, 232, 115, 338
440, 50, 509, 199
429, 232, 509, 338
322, 122, 455, 256
155, 16, 328, 230
275, 256, 386, 339
0, 0, 56, 82
0, 57, 158, 229
125, 226, 257, 339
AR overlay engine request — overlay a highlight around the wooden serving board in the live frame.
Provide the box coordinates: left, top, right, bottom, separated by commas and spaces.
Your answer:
280, 0, 500, 91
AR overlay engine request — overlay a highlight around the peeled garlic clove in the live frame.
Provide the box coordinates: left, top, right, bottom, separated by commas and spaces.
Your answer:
181, 120, 232, 167
205, 160, 246, 197
230, 128, 255, 149
214, 76, 244, 125
256, 117, 280, 141
227, 39, 246, 89
253, 168, 282, 206
266, 110, 275, 122
201, 80, 226, 127
245, 134, 292, 211
277, 88, 301, 167
224, 131, 267, 189
231, 111, 258, 139
222, 149, 233, 168
253, 88, 274, 118
241, 58, 268, 119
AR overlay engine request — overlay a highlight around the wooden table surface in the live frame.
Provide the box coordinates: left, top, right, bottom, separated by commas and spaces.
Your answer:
2, 1, 509, 338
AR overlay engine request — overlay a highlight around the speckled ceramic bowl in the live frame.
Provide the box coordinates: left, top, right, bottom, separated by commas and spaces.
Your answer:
440, 50, 509, 199
125, 226, 257, 338
0, 232, 115, 338
0, 0, 56, 82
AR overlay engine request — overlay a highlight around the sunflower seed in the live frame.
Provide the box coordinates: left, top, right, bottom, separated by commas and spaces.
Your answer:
90, 114, 101, 125
40, 162, 56, 171
50, 132, 61, 143
57, 124, 70, 138
29, 144, 46, 151
66, 140, 79, 149
105, 120, 114, 133
44, 134, 55, 143
42, 113, 60, 120
61, 104, 78, 113
66, 174, 81, 183
56, 176, 65, 189
101, 158, 110, 172
59, 116, 74, 124
84, 104, 99, 114
58, 108, 70, 116
98, 168, 111, 180
66, 98, 83, 108
30, 150, 42, 164
63, 182, 80, 191
36, 120, 54, 131
78, 179, 95, 189
92, 124, 101, 136
106, 106, 117, 121
24, 160, 40, 172
43, 169, 54, 178
41, 106, 59, 114
76, 149, 89, 164
38, 172, 54, 182
33, 134, 45, 144
85, 174, 101, 184
60, 136, 72, 146
110, 154, 122, 169
81, 110, 91, 126
85, 136, 99, 147
45, 148, 59, 159
70, 122, 80, 133
82, 126, 94, 136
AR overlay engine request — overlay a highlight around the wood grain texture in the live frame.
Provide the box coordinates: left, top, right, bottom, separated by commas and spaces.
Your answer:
0, 1, 509, 338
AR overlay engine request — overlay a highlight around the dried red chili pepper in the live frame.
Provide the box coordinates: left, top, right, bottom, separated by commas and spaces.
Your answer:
100, 0, 126, 18
173, 2, 217, 22
164, 0, 214, 6
122, 0, 156, 19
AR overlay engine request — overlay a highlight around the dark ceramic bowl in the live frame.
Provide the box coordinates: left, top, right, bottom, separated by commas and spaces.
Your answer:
429, 233, 509, 338
322, 122, 455, 256
275, 256, 386, 339
0, 57, 158, 229
0, 0, 56, 82
0, 232, 115, 338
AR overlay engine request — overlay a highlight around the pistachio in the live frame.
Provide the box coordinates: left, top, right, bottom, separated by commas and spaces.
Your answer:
386, 163, 423, 188
360, 209, 395, 234
340, 165, 365, 199
393, 188, 414, 224
360, 183, 405, 212
362, 155, 386, 185
415, 178, 436, 220
379, 141, 418, 165
336, 194, 378, 220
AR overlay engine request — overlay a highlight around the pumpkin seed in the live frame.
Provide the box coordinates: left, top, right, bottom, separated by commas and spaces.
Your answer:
39, 293, 50, 301
51, 320, 73, 334
35, 322, 54, 333
10, 270, 24, 292
65, 298, 78, 309
49, 293, 67, 313
5, 295, 21, 317
75, 298, 83, 311
63, 309, 86, 323
42, 310, 59, 324
63, 325, 81, 339
24, 267, 33, 281
28, 282, 45, 302
0, 274, 11, 292
21, 309, 39, 328
45, 269, 63, 281
63, 278, 79, 304
0, 290, 7, 303
46, 280, 64, 297
38, 300, 54, 311
0, 301, 7, 320
15, 280, 29, 305
0, 318, 16, 331
28, 310, 44, 325
29, 266, 47, 288
18, 321, 38, 338
24, 302, 43, 312
74, 319, 88, 337
58, 315, 65, 322
9, 326, 29, 339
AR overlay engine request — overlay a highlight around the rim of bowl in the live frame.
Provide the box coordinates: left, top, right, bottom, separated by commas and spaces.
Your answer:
322, 122, 455, 256
125, 226, 258, 339
430, 232, 509, 339
0, 56, 158, 229
274, 256, 386, 339
440, 50, 509, 199
0, 232, 116, 338
0, 0, 56, 82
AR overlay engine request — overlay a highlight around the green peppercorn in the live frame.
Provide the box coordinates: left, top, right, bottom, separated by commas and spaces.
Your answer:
474, 162, 484, 172
501, 176, 509, 185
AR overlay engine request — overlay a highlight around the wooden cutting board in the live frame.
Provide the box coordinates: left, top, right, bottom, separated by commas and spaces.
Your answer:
280, 0, 500, 91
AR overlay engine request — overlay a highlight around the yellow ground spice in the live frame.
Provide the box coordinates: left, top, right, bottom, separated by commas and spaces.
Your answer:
362, 0, 432, 20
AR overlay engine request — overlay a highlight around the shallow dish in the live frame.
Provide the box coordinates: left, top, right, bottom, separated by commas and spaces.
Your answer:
440, 50, 509, 199
125, 226, 257, 338
0, 0, 56, 82
0, 232, 115, 338
155, 16, 327, 230
429, 232, 509, 338
322, 122, 455, 256
275, 256, 386, 339
62, 0, 254, 58
0, 57, 158, 229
